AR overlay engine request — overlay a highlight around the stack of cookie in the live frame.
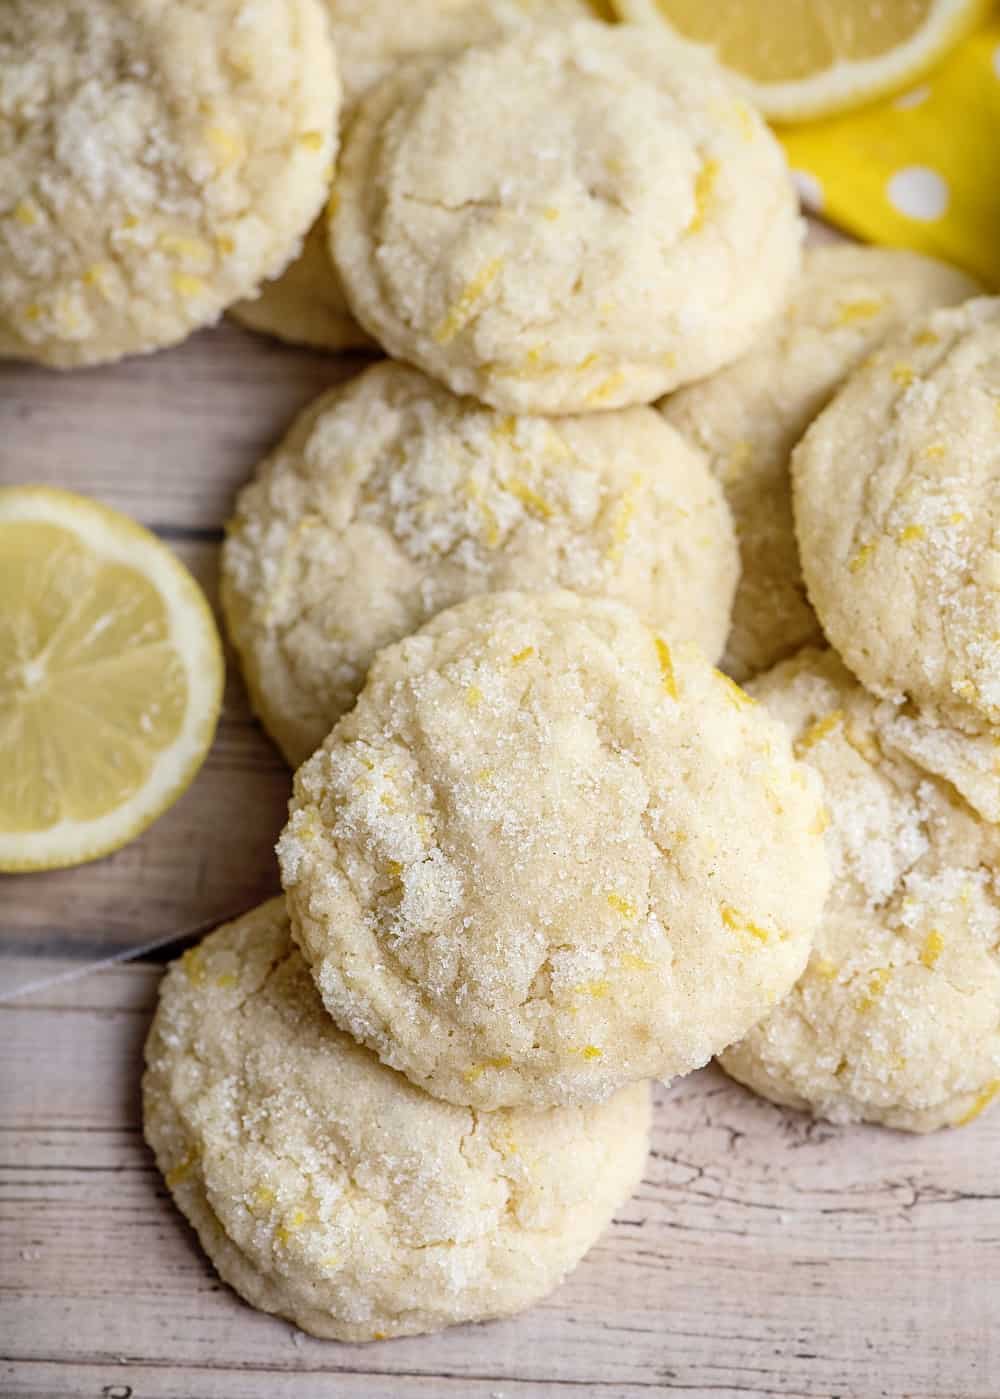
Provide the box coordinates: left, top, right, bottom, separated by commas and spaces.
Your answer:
5, 0, 999, 1348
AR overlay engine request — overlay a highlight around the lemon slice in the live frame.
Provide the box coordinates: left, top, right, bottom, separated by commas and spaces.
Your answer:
0, 487, 224, 871
611, 0, 991, 121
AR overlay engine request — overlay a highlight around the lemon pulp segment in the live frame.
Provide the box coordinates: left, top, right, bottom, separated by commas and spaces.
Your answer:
0, 488, 223, 870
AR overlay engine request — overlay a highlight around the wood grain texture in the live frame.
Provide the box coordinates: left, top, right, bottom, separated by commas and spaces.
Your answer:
2, 961, 999, 1398
2, 275, 998, 1398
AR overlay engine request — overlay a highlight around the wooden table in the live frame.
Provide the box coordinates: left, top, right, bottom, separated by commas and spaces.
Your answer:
2, 322, 999, 1399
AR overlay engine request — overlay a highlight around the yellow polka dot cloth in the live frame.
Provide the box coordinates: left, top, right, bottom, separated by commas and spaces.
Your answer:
780, 17, 1000, 289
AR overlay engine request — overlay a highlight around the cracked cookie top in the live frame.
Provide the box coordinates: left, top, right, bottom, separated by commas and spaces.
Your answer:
792, 297, 1000, 737
0, 0, 337, 367
220, 360, 738, 767
277, 590, 829, 1109
662, 246, 979, 683
142, 897, 651, 1341
230, 0, 593, 350
330, 21, 802, 413
721, 648, 1000, 1133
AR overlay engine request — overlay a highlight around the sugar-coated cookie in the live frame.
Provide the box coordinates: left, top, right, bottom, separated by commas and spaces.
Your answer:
793, 297, 1000, 737
662, 247, 979, 681
331, 22, 802, 413
721, 649, 1000, 1133
0, 0, 338, 368
143, 899, 651, 1341
278, 590, 829, 1109
230, 0, 592, 350
221, 361, 738, 766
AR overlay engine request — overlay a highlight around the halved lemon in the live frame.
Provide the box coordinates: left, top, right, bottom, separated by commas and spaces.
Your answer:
0, 487, 224, 871
610, 0, 992, 122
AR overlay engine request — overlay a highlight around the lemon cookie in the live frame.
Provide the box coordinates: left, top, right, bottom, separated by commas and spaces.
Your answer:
331, 22, 802, 413
793, 297, 1000, 738
277, 590, 829, 1109
720, 649, 1000, 1133
229, 220, 371, 352
0, 0, 337, 368
230, 0, 592, 350
143, 898, 651, 1341
221, 361, 738, 766
662, 247, 979, 682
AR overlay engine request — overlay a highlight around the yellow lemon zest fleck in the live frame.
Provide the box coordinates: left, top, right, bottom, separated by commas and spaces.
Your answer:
795, 709, 844, 756
575, 979, 612, 999
606, 893, 637, 919
733, 100, 756, 140
923, 441, 946, 459
275, 1209, 309, 1247
23, 303, 42, 322
856, 967, 891, 1013
687, 158, 719, 234
585, 371, 626, 406
495, 415, 517, 440
848, 542, 874, 574
299, 129, 325, 151
919, 929, 944, 969
655, 637, 679, 700
620, 952, 655, 972
955, 1080, 1000, 1127
13, 199, 38, 226
321, 1255, 340, 1270
121, 214, 139, 231
205, 126, 245, 166
160, 233, 211, 262
252, 1185, 276, 1210
511, 646, 534, 664
464, 685, 483, 710
948, 512, 966, 525
463, 1056, 512, 1083
172, 272, 206, 298
83, 262, 112, 291
542, 206, 560, 221
504, 477, 552, 518
810, 805, 831, 836
721, 904, 770, 944
180, 946, 207, 986
813, 957, 838, 981
578, 1045, 603, 1060
914, 328, 940, 347
897, 524, 925, 544
215, 972, 237, 989
714, 669, 755, 710
833, 297, 884, 326
433, 258, 503, 344
891, 363, 915, 387
372, 1332, 387, 1342
606, 477, 643, 561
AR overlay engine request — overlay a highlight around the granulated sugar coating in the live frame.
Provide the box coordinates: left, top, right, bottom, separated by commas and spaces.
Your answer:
277, 590, 829, 1110
0, 0, 337, 367
230, 0, 590, 350
143, 899, 651, 1342
331, 21, 802, 414
662, 247, 979, 682
721, 649, 1000, 1133
793, 297, 1000, 738
221, 361, 738, 767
